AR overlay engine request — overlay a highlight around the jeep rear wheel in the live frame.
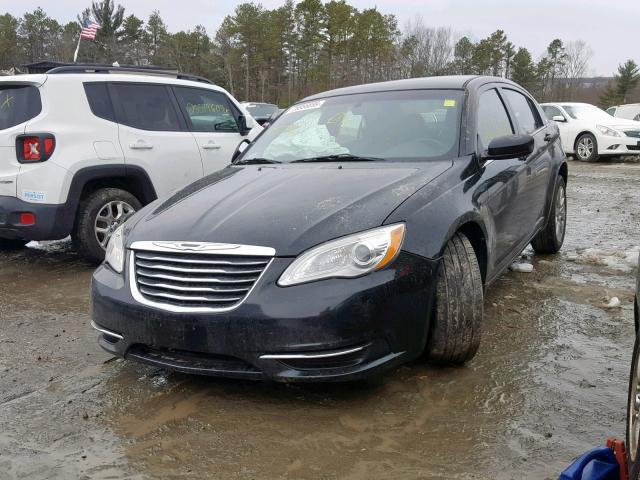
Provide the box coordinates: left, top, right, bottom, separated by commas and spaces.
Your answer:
73, 188, 141, 263
425, 232, 483, 365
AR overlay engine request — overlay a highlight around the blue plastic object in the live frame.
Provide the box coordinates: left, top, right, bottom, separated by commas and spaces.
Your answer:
559, 447, 620, 480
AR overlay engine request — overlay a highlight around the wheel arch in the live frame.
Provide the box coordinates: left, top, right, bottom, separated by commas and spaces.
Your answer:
440, 215, 489, 285
573, 130, 598, 151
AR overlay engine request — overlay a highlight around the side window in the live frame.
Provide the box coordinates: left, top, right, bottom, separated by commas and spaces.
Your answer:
606, 107, 616, 116
542, 105, 564, 121
477, 89, 513, 149
0, 85, 41, 130
503, 89, 543, 134
110, 84, 182, 131
174, 87, 238, 133
84, 83, 115, 122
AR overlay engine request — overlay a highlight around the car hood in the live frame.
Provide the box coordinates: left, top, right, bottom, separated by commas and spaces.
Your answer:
127, 162, 451, 256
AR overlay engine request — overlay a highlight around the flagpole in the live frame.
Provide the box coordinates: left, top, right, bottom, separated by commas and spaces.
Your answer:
73, 34, 82, 63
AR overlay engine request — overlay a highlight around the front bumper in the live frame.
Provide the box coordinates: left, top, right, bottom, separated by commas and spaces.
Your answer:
91, 251, 439, 382
596, 135, 640, 155
0, 196, 74, 241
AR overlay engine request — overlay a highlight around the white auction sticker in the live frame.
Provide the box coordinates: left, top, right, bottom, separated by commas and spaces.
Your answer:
285, 100, 325, 115
23, 190, 46, 203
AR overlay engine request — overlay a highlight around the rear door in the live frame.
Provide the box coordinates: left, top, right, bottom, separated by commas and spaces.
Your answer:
172, 86, 247, 175
0, 83, 42, 197
109, 83, 204, 199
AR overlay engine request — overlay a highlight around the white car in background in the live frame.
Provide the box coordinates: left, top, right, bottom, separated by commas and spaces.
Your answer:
541, 102, 640, 161
607, 103, 640, 122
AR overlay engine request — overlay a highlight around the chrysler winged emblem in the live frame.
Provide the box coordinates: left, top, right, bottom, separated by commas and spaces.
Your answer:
151, 241, 242, 252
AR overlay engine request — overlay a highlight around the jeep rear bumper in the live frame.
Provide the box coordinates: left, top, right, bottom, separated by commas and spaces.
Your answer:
0, 196, 74, 241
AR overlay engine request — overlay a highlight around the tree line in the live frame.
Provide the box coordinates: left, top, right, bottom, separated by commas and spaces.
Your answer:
1, 0, 638, 108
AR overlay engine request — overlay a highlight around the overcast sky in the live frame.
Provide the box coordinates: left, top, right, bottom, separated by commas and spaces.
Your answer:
4, 0, 637, 76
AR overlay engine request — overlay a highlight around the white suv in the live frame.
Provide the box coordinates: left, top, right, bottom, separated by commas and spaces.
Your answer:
0, 66, 262, 261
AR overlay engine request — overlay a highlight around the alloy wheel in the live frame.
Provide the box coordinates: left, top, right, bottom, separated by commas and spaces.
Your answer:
577, 136, 594, 160
630, 346, 640, 461
555, 184, 566, 241
94, 200, 135, 249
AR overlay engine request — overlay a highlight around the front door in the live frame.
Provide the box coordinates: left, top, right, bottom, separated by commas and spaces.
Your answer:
109, 83, 204, 199
173, 86, 247, 176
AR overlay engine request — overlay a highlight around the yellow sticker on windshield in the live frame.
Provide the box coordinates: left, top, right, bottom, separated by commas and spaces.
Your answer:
444, 99, 456, 107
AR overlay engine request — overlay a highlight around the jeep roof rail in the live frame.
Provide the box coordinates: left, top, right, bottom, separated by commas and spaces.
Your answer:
46, 64, 215, 85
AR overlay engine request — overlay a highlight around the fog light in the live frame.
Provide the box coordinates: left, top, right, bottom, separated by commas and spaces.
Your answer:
19, 212, 35, 225
607, 144, 620, 150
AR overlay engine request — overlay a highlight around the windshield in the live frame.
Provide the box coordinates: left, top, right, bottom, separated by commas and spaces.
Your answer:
561, 104, 614, 122
242, 90, 462, 163
245, 103, 278, 118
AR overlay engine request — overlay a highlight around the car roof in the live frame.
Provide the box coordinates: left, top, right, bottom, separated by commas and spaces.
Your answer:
300, 75, 524, 102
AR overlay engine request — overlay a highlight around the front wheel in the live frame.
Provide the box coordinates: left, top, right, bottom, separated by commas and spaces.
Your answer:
575, 133, 599, 162
627, 335, 640, 479
531, 177, 566, 254
425, 232, 483, 365
72, 188, 141, 263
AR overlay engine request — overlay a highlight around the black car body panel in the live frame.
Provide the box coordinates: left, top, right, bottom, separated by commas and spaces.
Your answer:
91, 75, 568, 381
128, 161, 452, 256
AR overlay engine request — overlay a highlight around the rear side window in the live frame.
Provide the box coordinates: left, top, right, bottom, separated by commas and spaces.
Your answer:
0, 85, 41, 130
477, 89, 513, 149
503, 89, 543, 134
542, 105, 564, 120
110, 84, 182, 131
174, 87, 239, 132
84, 83, 115, 122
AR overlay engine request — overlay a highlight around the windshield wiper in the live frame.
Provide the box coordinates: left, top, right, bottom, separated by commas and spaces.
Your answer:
291, 154, 384, 163
234, 157, 282, 165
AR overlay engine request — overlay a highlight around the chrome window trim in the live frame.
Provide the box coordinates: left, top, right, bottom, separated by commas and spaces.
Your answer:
129, 250, 274, 313
259, 345, 365, 360
130, 240, 276, 257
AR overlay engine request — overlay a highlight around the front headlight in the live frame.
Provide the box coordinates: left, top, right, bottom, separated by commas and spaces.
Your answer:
105, 224, 125, 273
596, 125, 622, 137
278, 224, 405, 286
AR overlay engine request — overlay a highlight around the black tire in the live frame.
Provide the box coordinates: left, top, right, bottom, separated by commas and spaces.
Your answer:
531, 177, 566, 254
574, 133, 599, 162
425, 232, 483, 365
0, 238, 28, 250
72, 188, 141, 263
627, 335, 640, 480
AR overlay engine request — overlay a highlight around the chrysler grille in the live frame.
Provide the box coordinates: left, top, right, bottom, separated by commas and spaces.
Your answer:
131, 249, 271, 311
624, 130, 640, 138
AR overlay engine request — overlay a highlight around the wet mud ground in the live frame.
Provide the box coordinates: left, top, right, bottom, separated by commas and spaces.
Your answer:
1, 160, 639, 480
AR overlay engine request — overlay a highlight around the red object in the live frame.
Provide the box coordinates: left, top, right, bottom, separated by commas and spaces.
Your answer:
19, 212, 35, 226
606, 438, 629, 480
44, 137, 55, 156
22, 136, 41, 161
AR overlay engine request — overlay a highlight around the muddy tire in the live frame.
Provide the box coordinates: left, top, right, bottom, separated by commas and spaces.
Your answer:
574, 133, 599, 162
425, 232, 483, 365
0, 238, 28, 250
72, 188, 141, 264
627, 335, 640, 479
531, 177, 566, 254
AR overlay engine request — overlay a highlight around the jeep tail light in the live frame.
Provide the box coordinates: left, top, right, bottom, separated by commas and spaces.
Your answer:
17, 134, 55, 163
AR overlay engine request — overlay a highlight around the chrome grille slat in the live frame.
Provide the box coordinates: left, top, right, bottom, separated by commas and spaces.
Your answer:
136, 268, 258, 284
139, 286, 242, 303
130, 246, 272, 312
138, 277, 250, 294
135, 252, 270, 266
135, 259, 264, 275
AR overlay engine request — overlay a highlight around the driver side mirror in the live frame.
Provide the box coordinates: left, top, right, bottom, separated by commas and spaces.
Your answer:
232, 139, 251, 162
552, 115, 567, 123
484, 133, 534, 160
237, 115, 252, 136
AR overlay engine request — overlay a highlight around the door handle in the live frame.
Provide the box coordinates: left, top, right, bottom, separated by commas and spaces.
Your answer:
544, 133, 554, 142
129, 140, 153, 149
201, 141, 221, 150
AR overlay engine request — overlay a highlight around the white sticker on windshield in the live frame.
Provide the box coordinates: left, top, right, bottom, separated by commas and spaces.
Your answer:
285, 100, 325, 115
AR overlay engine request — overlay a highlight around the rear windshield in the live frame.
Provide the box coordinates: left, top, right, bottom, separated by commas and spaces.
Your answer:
245, 103, 278, 118
0, 85, 41, 130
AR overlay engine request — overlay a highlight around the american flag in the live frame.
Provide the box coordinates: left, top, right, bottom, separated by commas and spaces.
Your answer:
80, 20, 101, 40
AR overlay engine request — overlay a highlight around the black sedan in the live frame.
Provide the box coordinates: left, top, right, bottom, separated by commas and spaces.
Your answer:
91, 75, 568, 382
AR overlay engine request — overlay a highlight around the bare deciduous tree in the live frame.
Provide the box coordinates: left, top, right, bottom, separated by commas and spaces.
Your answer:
562, 40, 593, 99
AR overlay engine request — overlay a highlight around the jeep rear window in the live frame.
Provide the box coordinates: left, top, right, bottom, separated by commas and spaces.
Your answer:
0, 85, 41, 130
84, 83, 115, 122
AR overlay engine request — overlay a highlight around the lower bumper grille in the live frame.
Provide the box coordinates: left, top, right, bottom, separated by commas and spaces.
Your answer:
130, 243, 273, 312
